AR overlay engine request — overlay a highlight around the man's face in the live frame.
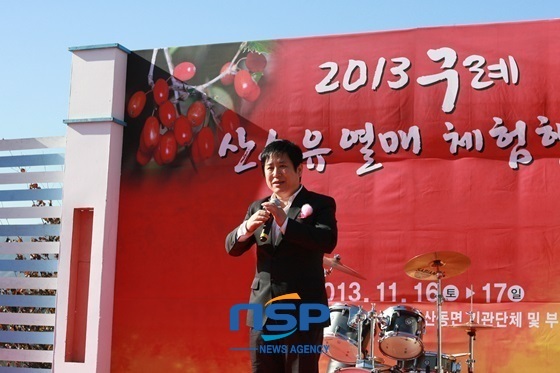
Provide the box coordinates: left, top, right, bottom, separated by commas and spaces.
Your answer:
264, 153, 302, 198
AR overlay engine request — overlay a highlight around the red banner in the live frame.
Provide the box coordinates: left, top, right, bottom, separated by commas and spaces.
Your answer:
114, 19, 560, 372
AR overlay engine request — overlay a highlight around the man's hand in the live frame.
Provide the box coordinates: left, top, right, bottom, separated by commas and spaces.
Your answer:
245, 209, 271, 233
261, 200, 287, 227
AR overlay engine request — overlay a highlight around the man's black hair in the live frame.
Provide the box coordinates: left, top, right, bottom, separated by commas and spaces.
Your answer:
260, 140, 303, 172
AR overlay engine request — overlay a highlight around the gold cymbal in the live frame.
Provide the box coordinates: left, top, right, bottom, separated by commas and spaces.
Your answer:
450, 352, 471, 358
447, 321, 497, 331
323, 254, 367, 280
404, 251, 470, 280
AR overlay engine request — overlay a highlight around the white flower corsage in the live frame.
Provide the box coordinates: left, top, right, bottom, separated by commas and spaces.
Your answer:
299, 204, 313, 219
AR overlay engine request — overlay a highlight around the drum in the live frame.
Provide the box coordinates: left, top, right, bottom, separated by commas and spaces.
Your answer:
323, 303, 372, 363
378, 305, 425, 360
397, 351, 461, 372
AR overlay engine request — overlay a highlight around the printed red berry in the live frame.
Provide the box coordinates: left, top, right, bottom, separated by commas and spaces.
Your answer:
158, 100, 177, 128
245, 84, 261, 102
174, 62, 196, 81
159, 131, 178, 164
220, 62, 235, 86
187, 101, 206, 127
153, 78, 169, 105
191, 139, 201, 164
245, 52, 267, 72
196, 127, 215, 160
174, 116, 193, 146
234, 70, 257, 99
153, 142, 164, 166
136, 149, 151, 166
141, 116, 161, 150
127, 91, 146, 118
221, 109, 240, 135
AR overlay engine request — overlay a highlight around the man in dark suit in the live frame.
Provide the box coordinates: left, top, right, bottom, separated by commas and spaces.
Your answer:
226, 139, 338, 373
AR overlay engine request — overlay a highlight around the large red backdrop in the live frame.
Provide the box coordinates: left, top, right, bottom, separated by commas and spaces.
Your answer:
113, 20, 560, 372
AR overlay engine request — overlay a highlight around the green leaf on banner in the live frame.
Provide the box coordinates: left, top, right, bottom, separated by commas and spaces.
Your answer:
207, 85, 234, 111
244, 41, 274, 55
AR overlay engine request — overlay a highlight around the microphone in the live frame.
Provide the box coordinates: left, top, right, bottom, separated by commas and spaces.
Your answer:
259, 197, 281, 242
259, 220, 273, 242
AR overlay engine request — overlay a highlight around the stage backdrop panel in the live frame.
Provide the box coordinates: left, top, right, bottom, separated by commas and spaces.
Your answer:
113, 19, 560, 372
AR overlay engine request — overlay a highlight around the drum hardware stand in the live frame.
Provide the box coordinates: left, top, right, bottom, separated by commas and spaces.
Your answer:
356, 306, 375, 369
465, 285, 476, 373
353, 305, 383, 372
404, 252, 471, 373
353, 306, 371, 369
445, 285, 497, 373
436, 268, 444, 373
450, 319, 498, 373
466, 328, 476, 373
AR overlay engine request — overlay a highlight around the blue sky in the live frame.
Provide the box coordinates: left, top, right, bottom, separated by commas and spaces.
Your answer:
1, 1, 558, 140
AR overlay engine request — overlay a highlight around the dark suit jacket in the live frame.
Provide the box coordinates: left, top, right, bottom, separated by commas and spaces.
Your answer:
225, 186, 337, 328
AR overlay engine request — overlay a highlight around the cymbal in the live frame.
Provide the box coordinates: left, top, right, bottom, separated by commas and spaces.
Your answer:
447, 321, 497, 331
451, 352, 471, 358
404, 251, 470, 281
323, 254, 367, 280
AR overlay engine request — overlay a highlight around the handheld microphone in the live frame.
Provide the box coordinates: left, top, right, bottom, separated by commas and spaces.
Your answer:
259, 197, 281, 242
259, 220, 272, 242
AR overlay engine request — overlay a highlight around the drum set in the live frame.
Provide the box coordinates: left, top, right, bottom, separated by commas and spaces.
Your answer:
322, 252, 497, 373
